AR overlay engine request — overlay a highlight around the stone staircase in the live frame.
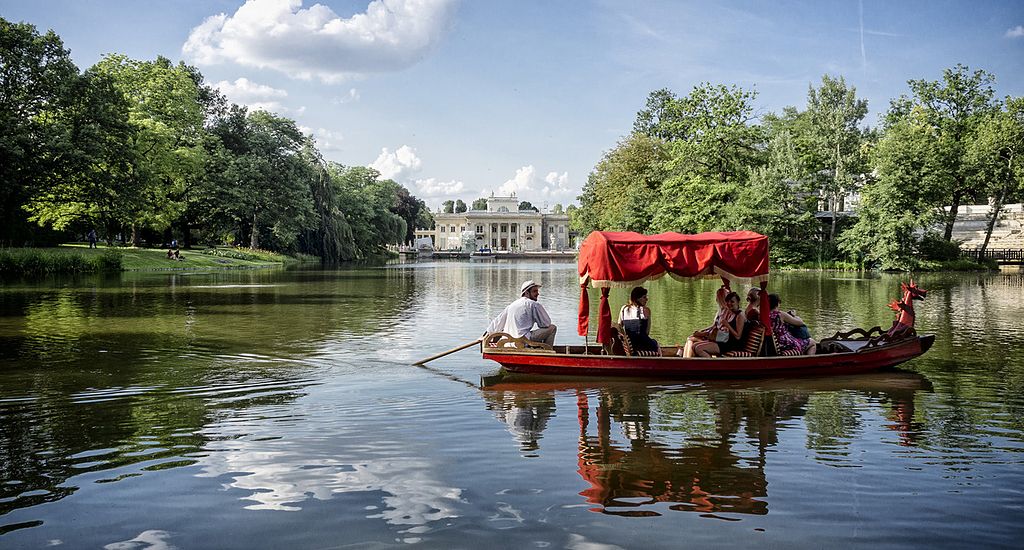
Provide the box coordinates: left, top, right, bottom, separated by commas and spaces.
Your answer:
949, 203, 1024, 248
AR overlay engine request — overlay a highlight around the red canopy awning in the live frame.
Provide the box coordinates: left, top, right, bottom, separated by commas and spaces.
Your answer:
576, 231, 772, 341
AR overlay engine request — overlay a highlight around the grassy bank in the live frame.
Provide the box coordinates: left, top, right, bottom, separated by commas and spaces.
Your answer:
0, 245, 310, 274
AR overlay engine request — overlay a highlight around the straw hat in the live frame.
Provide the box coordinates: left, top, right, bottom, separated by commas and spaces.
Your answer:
520, 280, 541, 296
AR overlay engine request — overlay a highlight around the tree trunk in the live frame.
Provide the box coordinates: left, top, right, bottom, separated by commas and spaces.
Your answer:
980, 155, 1015, 260
179, 216, 192, 249
250, 210, 259, 249
943, 189, 963, 241
131, 224, 141, 247
978, 190, 1005, 261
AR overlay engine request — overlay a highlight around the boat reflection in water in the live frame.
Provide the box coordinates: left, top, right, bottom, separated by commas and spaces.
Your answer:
481, 370, 932, 518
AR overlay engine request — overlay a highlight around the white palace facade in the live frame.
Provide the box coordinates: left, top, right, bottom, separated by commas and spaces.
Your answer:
414, 195, 572, 251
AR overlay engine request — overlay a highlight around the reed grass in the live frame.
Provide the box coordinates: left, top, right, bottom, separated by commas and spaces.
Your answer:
0, 248, 123, 274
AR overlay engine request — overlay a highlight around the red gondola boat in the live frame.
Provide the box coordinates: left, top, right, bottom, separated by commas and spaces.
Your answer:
481, 230, 934, 377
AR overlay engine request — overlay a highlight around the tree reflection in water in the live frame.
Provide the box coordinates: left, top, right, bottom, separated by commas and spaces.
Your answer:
482, 371, 931, 518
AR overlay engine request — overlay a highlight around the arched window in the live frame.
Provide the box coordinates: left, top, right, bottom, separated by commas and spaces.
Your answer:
498, 206, 509, 212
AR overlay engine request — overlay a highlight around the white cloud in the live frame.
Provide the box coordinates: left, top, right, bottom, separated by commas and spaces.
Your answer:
366, 145, 462, 199
496, 165, 574, 199
183, 0, 457, 82
214, 77, 305, 115
369, 145, 423, 181
334, 88, 361, 104
1006, 25, 1024, 38
299, 126, 345, 152
414, 177, 464, 197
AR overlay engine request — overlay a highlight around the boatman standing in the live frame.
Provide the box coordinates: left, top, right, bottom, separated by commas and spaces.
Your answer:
485, 280, 557, 346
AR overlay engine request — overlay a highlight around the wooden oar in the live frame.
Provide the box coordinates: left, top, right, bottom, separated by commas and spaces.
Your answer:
413, 337, 484, 365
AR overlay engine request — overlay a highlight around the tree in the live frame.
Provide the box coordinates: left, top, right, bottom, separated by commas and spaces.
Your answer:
24, 68, 137, 238
330, 165, 407, 257
518, 201, 538, 212
574, 132, 668, 234
0, 18, 80, 244
442, 199, 454, 213
551, 203, 563, 214
471, 197, 488, 210
648, 84, 765, 232
91, 54, 206, 245
455, 199, 467, 213
297, 144, 355, 263
207, 107, 315, 250
804, 75, 869, 240
967, 96, 1024, 257
839, 110, 949, 269
898, 65, 998, 240
391, 184, 428, 243
728, 131, 817, 264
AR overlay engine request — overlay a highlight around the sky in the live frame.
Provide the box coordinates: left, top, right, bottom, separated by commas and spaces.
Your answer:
3, 0, 1023, 210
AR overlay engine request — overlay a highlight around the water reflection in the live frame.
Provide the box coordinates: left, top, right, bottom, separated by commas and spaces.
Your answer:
482, 371, 932, 518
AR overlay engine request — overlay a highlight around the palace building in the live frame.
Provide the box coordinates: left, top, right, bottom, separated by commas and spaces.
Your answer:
414, 195, 572, 251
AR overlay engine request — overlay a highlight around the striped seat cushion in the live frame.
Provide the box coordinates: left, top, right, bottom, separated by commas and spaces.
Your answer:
725, 326, 765, 357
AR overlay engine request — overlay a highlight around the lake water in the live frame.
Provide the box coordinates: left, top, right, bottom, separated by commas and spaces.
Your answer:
1, 261, 1023, 548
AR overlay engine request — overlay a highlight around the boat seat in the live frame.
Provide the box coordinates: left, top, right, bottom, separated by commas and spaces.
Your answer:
724, 325, 765, 357
615, 326, 660, 357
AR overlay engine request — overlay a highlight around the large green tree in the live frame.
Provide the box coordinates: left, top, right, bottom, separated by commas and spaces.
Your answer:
0, 18, 79, 244
24, 68, 136, 238
893, 64, 998, 241
207, 107, 315, 250
804, 75, 869, 240
967, 96, 1024, 257
574, 132, 668, 235
647, 84, 765, 232
839, 109, 949, 269
329, 165, 407, 258
91, 54, 206, 245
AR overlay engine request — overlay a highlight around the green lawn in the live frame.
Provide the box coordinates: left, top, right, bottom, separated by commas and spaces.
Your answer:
58, 244, 291, 270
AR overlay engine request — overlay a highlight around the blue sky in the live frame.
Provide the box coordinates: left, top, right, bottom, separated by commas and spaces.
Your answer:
3, 0, 1022, 208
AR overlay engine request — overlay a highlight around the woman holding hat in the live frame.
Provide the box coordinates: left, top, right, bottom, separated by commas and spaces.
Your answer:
484, 279, 557, 346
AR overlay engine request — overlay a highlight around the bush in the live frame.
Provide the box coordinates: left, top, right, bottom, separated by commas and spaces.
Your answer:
916, 258, 998, 272
199, 247, 293, 263
97, 249, 123, 271
917, 233, 963, 261
0, 248, 99, 274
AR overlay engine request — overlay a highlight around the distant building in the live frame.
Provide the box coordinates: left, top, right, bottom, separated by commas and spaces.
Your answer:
414, 194, 572, 251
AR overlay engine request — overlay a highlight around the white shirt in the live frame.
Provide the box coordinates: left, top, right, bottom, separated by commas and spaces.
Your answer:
486, 297, 552, 339
619, 304, 646, 322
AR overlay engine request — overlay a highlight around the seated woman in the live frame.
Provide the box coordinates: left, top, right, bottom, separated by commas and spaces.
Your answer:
745, 287, 761, 320
618, 287, 660, 354
767, 293, 817, 355
684, 286, 745, 357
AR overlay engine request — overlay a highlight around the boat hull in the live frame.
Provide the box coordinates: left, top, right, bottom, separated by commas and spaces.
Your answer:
483, 335, 934, 378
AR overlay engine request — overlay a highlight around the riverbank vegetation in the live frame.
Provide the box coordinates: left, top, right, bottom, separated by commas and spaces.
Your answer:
1, 19, 432, 264
0, 245, 308, 274
4, 19, 1020, 274
574, 70, 1023, 270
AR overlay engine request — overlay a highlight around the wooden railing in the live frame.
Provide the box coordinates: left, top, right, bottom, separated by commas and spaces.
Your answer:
963, 248, 1024, 264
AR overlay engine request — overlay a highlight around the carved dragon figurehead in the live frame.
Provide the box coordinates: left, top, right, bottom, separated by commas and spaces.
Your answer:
886, 280, 927, 338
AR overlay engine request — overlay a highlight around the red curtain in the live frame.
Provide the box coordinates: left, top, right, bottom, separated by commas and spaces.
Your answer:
576, 231, 772, 343
577, 284, 590, 337
597, 288, 612, 344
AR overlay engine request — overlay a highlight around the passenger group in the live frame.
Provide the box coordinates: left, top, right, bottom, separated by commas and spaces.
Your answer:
485, 279, 817, 357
